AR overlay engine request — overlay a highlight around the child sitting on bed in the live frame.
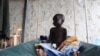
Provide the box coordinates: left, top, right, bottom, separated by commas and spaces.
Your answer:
35, 14, 66, 56
49, 14, 80, 56
35, 14, 80, 56
49, 14, 67, 48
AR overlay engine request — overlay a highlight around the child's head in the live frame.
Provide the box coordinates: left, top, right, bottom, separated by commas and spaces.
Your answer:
53, 14, 65, 27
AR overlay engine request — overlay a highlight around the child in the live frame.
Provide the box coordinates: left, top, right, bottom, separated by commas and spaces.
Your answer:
35, 14, 67, 56
34, 14, 79, 56
49, 14, 67, 48
49, 14, 80, 56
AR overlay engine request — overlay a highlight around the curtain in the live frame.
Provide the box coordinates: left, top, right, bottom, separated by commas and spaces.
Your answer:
0, 0, 10, 38
0, 0, 3, 33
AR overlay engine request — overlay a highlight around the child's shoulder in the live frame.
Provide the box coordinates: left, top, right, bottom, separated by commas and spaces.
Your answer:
62, 27, 67, 31
50, 27, 56, 30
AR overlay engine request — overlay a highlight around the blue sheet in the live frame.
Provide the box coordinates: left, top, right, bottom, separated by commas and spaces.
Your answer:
40, 43, 81, 56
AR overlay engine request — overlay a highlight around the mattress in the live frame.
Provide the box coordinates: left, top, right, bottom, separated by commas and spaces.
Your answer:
0, 39, 100, 56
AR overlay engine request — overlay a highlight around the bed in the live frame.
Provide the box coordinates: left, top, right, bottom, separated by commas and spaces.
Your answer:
0, 39, 100, 56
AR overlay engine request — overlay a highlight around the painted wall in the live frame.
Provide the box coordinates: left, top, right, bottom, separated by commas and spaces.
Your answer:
9, 0, 24, 36
86, 0, 100, 43
9, 0, 100, 43
24, 0, 87, 42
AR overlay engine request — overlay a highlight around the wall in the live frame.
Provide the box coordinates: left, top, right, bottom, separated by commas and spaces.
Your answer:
9, 0, 100, 43
86, 0, 100, 43
9, 0, 24, 36
24, 0, 87, 42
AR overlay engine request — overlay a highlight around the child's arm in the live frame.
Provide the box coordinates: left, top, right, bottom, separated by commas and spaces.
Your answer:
63, 28, 67, 41
49, 28, 53, 43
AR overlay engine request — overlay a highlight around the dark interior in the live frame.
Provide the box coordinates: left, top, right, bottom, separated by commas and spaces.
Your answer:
0, 0, 10, 39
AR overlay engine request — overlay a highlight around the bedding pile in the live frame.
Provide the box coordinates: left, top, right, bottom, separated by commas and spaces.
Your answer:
39, 36, 81, 56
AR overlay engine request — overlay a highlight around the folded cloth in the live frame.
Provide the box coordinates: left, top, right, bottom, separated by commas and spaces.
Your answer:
39, 43, 64, 56
58, 36, 81, 56
57, 36, 80, 50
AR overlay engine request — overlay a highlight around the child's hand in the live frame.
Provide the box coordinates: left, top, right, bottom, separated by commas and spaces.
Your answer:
51, 43, 57, 49
57, 48, 60, 51
57, 43, 64, 51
